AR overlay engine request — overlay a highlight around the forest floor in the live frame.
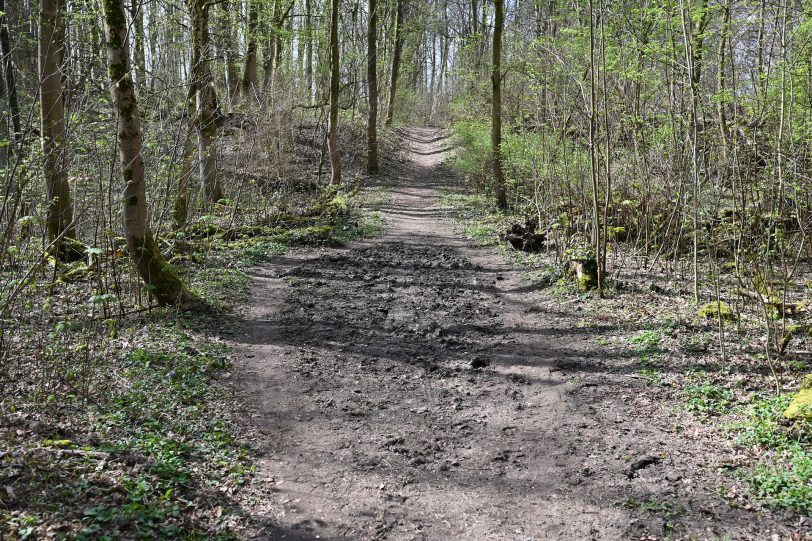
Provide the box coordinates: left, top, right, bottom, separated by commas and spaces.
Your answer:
228, 127, 806, 540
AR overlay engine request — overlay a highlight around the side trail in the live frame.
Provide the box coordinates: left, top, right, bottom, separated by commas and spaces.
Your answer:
231, 128, 775, 540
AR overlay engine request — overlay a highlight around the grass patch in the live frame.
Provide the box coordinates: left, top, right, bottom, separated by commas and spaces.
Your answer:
438, 191, 505, 247
628, 328, 664, 367
618, 497, 683, 518
639, 368, 665, 386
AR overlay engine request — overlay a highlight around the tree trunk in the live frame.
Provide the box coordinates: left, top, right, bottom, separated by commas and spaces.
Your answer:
305, 0, 313, 102
327, 0, 342, 184
128, 0, 146, 86
0, 52, 6, 167
241, 0, 259, 100
101, 0, 191, 306
221, 1, 240, 106
588, 0, 602, 292
716, 0, 730, 158
492, 0, 506, 209
172, 83, 198, 228
190, 0, 222, 204
0, 0, 21, 139
262, 0, 278, 90
385, 0, 403, 126
39, 0, 78, 259
148, 0, 159, 91
367, 0, 379, 174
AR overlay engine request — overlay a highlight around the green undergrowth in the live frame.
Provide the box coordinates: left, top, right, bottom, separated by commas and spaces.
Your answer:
1, 313, 248, 539
730, 394, 812, 516
617, 497, 685, 532
437, 166, 812, 521
437, 191, 505, 247
0, 187, 386, 539
177, 186, 386, 272
437, 189, 588, 296
683, 371, 735, 416
437, 190, 546, 268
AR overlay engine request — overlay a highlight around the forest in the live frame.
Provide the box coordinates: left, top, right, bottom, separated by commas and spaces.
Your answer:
1, 0, 811, 538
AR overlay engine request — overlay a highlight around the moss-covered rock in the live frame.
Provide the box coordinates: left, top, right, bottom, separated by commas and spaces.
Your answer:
783, 374, 812, 421
61, 261, 94, 282
279, 225, 334, 245
697, 301, 735, 321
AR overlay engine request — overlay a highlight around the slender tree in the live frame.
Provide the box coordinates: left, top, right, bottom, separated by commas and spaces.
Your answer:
492, 0, 506, 209
305, 0, 313, 102
367, 0, 379, 174
189, 0, 222, 204
680, 0, 702, 303
39, 0, 78, 258
0, 0, 20, 140
262, 0, 278, 91
220, 1, 240, 106
172, 82, 198, 228
242, 0, 259, 99
588, 0, 602, 292
128, 0, 146, 86
327, 0, 342, 184
101, 0, 191, 305
385, 0, 404, 126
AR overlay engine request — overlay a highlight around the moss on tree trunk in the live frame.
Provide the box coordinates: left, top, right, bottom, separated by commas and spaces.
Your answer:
102, 0, 193, 307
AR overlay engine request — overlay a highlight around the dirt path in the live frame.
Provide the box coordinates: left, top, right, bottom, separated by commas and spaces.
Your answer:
231, 128, 787, 540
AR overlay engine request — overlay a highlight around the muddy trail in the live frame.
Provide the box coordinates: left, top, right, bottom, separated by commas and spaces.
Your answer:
231, 128, 788, 540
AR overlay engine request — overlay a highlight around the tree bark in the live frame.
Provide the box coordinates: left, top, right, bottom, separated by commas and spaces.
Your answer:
39, 0, 78, 258
101, 0, 191, 306
367, 0, 379, 174
0, 0, 21, 139
262, 0, 278, 90
241, 0, 259, 100
172, 82, 198, 228
716, 0, 730, 157
588, 0, 602, 292
385, 0, 403, 126
221, 0, 240, 106
492, 0, 506, 209
128, 0, 146, 86
189, 0, 222, 204
327, 0, 342, 184
305, 0, 313, 102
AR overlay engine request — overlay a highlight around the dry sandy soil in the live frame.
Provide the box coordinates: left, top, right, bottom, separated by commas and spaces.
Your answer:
229, 128, 800, 540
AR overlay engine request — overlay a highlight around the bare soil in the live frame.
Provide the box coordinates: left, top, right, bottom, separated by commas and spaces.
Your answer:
229, 128, 798, 540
